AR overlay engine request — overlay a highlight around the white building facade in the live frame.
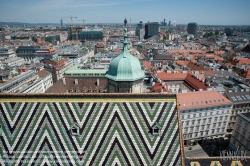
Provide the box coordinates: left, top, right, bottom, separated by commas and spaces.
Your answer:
177, 90, 233, 145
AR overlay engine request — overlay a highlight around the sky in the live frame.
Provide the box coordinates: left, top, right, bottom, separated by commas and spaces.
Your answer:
0, 0, 250, 25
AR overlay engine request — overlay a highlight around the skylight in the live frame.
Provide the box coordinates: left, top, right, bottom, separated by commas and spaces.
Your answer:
236, 96, 242, 100
231, 96, 237, 101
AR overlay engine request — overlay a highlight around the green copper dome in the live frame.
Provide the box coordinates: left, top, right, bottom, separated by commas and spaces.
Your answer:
105, 24, 145, 81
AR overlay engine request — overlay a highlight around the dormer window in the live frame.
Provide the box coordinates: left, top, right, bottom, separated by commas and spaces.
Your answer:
151, 122, 161, 136
70, 122, 79, 136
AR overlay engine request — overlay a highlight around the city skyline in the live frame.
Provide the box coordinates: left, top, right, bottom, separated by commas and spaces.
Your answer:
0, 0, 250, 25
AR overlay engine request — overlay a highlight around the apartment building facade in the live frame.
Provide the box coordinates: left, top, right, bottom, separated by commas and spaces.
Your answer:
229, 112, 250, 155
224, 90, 250, 133
177, 90, 233, 145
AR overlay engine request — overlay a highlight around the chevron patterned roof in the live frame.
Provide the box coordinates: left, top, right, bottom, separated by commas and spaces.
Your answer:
0, 94, 182, 165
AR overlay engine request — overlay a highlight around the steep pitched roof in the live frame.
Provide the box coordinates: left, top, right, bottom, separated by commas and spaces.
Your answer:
184, 73, 209, 91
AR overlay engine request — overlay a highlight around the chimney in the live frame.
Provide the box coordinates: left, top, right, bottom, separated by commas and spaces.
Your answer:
97, 79, 99, 86
62, 78, 66, 85
75, 79, 78, 85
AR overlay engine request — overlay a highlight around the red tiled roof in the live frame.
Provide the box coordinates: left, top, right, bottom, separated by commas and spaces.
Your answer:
37, 70, 51, 78
175, 60, 189, 67
177, 90, 233, 110
148, 82, 169, 93
157, 72, 187, 80
184, 73, 209, 91
204, 70, 215, 77
238, 68, 250, 79
144, 61, 151, 70
45, 80, 67, 93
187, 63, 204, 70
238, 58, 250, 65
214, 55, 224, 61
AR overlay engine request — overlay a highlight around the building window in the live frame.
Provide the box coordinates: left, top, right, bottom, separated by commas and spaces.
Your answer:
151, 122, 161, 135
217, 128, 220, 133
70, 122, 80, 136
220, 116, 223, 120
190, 127, 194, 132
212, 129, 215, 134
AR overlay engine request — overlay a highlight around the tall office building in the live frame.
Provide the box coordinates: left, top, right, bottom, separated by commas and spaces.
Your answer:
135, 21, 145, 41
144, 22, 159, 39
60, 19, 63, 27
169, 21, 171, 26
187, 22, 198, 37
173, 21, 176, 27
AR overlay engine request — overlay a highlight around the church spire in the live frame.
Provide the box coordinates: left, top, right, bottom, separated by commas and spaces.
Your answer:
123, 18, 129, 58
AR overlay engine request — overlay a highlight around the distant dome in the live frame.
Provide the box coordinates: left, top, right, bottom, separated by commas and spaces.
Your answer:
105, 27, 145, 81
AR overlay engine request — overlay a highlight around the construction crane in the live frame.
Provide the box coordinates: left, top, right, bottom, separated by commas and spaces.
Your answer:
58, 15, 77, 25
78, 19, 86, 28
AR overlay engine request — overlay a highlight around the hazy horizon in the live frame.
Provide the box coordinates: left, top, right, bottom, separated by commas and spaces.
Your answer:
1, 0, 250, 25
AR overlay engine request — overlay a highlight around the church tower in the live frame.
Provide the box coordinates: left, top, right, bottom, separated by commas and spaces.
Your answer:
105, 19, 145, 93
